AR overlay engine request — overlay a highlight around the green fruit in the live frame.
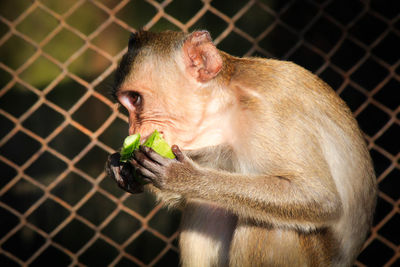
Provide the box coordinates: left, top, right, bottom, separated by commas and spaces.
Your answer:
143, 130, 176, 159
119, 130, 175, 163
120, 133, 140, 162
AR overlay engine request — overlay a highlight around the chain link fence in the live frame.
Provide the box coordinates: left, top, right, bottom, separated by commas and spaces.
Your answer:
0, 0, 398, 266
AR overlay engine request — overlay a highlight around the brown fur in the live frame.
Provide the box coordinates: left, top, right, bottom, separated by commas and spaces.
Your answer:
111, 31, 377, 266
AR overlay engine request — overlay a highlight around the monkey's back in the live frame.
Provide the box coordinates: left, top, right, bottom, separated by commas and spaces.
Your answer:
228, 58, 377, 266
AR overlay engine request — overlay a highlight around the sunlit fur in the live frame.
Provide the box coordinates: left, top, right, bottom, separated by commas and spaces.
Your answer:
115, 31, 377, 267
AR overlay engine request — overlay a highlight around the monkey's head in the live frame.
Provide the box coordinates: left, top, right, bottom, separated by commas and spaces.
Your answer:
113, 30, 235, 150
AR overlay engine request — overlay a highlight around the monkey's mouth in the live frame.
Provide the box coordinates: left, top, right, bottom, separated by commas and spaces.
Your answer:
140, 130, 167, 144
140, 134, 150, 144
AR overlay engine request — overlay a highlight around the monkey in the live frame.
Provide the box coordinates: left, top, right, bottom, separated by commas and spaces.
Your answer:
106, 30, 377, 267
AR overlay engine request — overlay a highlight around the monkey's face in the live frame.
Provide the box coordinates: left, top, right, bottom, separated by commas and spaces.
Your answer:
116, 59, 224, 150
114, 30, 234, 150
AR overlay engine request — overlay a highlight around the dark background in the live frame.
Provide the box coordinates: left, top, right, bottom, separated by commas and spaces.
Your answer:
0, 0, 399, 266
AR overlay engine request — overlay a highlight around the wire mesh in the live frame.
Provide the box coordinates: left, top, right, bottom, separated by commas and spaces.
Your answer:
0, 0, 399, 266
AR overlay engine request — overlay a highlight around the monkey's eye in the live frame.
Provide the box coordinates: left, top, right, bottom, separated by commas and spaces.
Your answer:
119, 91, 142, 110
127, 92, 141, 106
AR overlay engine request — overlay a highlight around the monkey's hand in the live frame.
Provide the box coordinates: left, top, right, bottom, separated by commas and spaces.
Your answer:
106, 152, 144, 194
130, 145, 196, 190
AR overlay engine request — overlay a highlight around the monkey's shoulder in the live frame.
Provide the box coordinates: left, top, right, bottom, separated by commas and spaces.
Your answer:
231, 57, 328, 93
229, 57, 349, 116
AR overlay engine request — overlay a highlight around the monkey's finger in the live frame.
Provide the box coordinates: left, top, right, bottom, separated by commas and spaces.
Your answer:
171, 145, 185, 162
108, 152, 122, 167
106, 153, 122, 179
133, 149, 151, 164
120, 163, 133, 178
106, 163, 121, 181
139, 145, 171, 166
130, 158, 158, 182
121, 162, 151, 187
133, 148, 165, 170
116, 165, 145, 194
132, 150, 164, 178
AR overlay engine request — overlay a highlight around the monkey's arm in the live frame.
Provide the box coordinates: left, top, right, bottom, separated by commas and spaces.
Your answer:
131, 145, 343, 230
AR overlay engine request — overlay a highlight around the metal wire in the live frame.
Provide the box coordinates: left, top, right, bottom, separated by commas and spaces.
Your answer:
0, 0, 398, 266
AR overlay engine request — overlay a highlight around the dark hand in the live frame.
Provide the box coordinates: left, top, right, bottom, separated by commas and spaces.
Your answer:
105, 152, 144, 194
130, 145, 192, 190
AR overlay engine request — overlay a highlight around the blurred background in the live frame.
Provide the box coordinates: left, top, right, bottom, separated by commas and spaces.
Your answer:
0, 0, 399, 266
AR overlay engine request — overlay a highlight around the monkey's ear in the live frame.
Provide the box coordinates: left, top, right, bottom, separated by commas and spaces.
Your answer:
182, 31, 222, 83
